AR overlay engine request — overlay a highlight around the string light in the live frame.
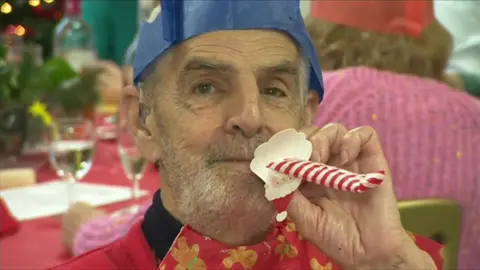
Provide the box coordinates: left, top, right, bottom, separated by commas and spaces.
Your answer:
15, 25, 26, 36
29, 0, 41, 7
44, 0, 55, 3
1, 3, 12, 14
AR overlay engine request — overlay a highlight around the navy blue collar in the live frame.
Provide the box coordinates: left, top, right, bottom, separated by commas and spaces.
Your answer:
142, 189, 182, 261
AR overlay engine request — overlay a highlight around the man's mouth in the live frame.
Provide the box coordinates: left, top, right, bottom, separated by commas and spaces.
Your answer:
220, 158, 252, 163
214, 157, 254, 171
217, 154, 254, 163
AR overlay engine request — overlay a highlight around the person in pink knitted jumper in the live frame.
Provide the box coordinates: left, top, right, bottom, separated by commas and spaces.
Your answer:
317, 67, 480, 270
305, 1, 480, 268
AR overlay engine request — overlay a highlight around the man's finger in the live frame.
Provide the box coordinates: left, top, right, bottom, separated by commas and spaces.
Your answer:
306, 123, 348, 164
122, 85, 139, 97
298, 182, 328, 203
336, 131, 362, 167
341, 126, 394, 202
343, 126, 385, 161
123, 66, 134, 85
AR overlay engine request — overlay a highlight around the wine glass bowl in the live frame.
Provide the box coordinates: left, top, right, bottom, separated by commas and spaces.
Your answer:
50, 140, 94, 180
118, 147, 147, 182
116, 110, 147, 211
48, 117, 96, 205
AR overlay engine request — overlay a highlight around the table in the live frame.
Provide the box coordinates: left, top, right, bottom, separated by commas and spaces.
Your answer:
0, 129, 160, 269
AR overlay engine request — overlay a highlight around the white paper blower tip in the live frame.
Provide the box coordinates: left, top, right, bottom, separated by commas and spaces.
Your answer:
250, 129, 312, 185
276, 211, 288, 222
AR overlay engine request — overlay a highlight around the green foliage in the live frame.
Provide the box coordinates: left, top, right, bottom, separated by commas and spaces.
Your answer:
0, 44, 100, 114
0, 1, 60, 59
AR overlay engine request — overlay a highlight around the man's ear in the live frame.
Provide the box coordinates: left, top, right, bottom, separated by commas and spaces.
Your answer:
303, 90, 320, 125
121, 85, 161, 163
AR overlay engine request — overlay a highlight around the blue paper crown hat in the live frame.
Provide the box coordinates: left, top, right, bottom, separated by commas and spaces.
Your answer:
133, 0, 324, 101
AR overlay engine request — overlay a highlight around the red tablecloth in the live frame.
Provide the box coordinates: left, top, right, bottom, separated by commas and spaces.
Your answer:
0, 140, 160, 269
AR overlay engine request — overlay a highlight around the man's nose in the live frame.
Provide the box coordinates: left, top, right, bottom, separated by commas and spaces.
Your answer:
225, 86, 264, 138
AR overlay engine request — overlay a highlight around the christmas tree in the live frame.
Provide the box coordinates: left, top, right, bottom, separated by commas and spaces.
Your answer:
1, 0, 64, 59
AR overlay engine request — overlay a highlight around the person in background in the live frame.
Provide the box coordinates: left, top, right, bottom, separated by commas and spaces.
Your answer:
82, 0, 137, 66
52, 1, 442, 269
434, 0, 480, 97
306, 1, 480, 269
81, 0, 136, 103
85, 60, 124, 104
62, 201, 148, 254
123, 1, 160, 84
82, 1, 159, 104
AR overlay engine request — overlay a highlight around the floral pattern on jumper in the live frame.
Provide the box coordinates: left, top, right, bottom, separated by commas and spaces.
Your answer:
170, 237, 206, 270
222, 247, 258, 269
275, 235, 298, 260
310, 258, 333, 270
285, 218, 303, 240
156, 219, 443, 270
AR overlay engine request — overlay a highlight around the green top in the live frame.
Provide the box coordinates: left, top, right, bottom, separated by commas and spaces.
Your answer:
82, 0, 138, 65
458, 73, 480, 98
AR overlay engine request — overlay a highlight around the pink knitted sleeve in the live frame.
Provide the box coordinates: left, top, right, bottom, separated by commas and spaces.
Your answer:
72, 202, 150, 256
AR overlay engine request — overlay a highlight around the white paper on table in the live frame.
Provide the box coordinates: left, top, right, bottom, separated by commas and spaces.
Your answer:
0, 181, 148, 221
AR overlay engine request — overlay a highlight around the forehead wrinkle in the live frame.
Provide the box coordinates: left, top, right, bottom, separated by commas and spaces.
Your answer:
177, 41, 301, 74
142, 29, 302, 82
178, 55, 300, 77
160, 30, 305, 97
181, 29, 299, 56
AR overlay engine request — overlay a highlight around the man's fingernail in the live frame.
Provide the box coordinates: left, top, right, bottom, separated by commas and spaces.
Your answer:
341, 150, 349, 165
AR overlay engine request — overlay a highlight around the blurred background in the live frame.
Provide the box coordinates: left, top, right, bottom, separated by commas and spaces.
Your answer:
1, 0, 62, 60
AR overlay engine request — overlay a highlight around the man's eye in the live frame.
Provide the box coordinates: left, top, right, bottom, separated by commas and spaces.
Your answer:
261, 87, 286, 97
193, 83, 216, 95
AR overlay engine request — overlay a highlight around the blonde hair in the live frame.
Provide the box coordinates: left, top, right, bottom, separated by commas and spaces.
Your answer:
305, 17, 453, 81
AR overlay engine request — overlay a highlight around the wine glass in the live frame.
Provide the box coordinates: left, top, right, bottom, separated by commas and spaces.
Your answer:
116, 109, 147, 214
48, 118, 96, 207
1, 33, 24, 64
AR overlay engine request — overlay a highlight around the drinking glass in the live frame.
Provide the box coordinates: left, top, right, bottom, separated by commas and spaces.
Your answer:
1, 34, 23, 63
48, 118, 96, 206
116, 109, 147, 214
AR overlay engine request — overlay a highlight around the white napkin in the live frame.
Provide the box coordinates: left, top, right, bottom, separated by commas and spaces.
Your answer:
0, 181, 147, 221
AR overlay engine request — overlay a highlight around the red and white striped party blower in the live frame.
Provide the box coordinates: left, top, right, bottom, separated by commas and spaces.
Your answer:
266, 159, 385, 193
250, 129, 386, 222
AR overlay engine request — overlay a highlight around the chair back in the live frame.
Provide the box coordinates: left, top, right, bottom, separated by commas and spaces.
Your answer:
398, 199, 461, 270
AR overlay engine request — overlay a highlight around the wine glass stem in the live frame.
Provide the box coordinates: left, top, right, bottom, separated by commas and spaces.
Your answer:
132, 179, 140, 202
67, 177, 76, 207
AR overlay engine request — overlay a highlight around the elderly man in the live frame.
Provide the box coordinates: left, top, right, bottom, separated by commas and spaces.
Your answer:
51, 1, 442, 269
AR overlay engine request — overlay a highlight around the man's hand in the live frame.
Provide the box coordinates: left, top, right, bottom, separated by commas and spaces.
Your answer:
84, 61, 124, 104
62, 202, 106, 252
443, 73, 465, 91
123, 66, 134, 86
286, 123, 436, 269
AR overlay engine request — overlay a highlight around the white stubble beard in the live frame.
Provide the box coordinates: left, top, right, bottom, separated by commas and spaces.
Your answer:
159, 138, 276, 244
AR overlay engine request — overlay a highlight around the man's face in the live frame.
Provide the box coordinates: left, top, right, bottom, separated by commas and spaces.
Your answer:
136, 30, 318, 244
